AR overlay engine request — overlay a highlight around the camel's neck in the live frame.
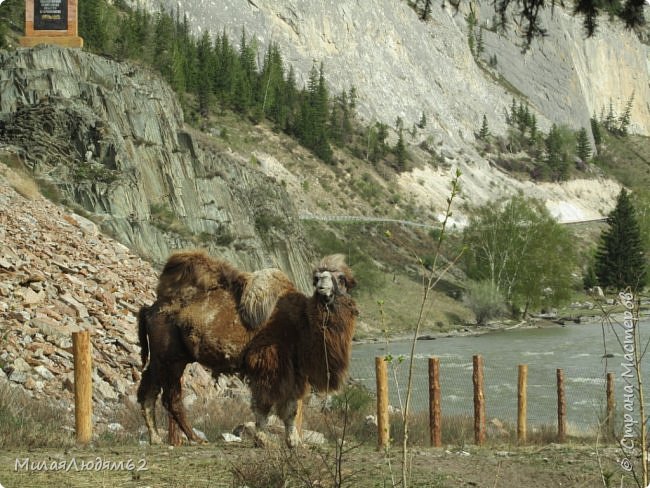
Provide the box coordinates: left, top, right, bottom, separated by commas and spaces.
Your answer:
302, 296, 357, 392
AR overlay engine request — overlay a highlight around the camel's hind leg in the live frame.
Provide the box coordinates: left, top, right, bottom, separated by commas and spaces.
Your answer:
250, 393, 274, 447
161, 361, 204, 444
137, 367, 163, 445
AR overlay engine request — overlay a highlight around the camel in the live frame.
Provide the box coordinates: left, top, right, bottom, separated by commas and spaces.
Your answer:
136, 250, 358, 447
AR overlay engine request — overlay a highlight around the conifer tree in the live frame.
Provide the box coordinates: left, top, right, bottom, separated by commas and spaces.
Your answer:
476, 28, 484, 56
170, 42, 187, 93
417, 112, 427, 129
283, 66, 298, 131
617, 93, 634, 137
153, 12, 175, 84
595, 189, 647, 291
214, 30, 236, 103
604, 99, 616, 132
394, 128, 408, 171
583, 261, 598, 290
529, 113, 538, 142
232, 29, 256, 113
79, 0, 110, 53
420, 0, 432, 20
340, 92, 353, 144
196, 30, 214, 117
576, 127, 591, 162
297, 63, 332, 162
545, 124, 569, 181
590, 116, 602, 147
313, 63, 333, 162
479, 114, 490, 139
348, 86, 357, 111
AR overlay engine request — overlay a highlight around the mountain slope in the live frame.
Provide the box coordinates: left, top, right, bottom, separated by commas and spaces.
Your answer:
0, 46, 314, 290
138, 0, 650, 145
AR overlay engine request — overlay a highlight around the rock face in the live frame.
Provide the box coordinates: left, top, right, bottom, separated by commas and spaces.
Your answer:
138, 0, 649, 147
0, 167, 250, 425
0, 46, 314, 291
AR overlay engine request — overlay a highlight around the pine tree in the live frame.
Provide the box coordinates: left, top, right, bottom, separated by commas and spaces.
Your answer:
79, 0, 110, 53
617, 93, 634, 137
590, 117, 602, 147
421, 0, 432, 21
466, 9, 477, 56
576, 127, 591, 162
297, 63, 332, 162
214, 30, 236, 103
476, 28, 485, 56
594, 189, 647, 291
153, 12, 175, 84
284, 66, 298, 132
417, 112, 427, 129
545, 124, 569, 181
604, 99, 616, 132
529, 114, 538, 142
231, 28, 256, 114
196, 30, 214, 117
394, 128, 408, 171
479, 114, 490, 139
348, 86, 357, 111
313, 63, 333, 162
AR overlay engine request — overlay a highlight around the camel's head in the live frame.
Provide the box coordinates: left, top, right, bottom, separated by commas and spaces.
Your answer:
313, 254, 356, 303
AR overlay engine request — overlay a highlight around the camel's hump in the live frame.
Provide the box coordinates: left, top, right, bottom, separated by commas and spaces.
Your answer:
239, 268, 295, 330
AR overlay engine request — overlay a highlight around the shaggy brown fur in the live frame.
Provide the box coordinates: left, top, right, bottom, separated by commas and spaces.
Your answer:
137, 251, 358, 447
155, 250, 294, 330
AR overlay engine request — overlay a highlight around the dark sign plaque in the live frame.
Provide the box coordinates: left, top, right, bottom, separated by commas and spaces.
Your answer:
34, 0, 68, 31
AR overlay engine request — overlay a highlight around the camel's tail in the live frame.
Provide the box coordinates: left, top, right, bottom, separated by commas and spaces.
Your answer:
138, 306, 150, 369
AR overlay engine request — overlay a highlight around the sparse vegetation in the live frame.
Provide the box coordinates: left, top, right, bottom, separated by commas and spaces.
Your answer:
0, 382, 74, 448
149, 203, 193, 240
463, 279, 506, 325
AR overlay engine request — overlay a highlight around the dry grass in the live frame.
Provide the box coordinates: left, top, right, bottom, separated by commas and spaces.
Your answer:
190, 396, 253, 440
230, 447, 336, 488
0, 382, 75, 448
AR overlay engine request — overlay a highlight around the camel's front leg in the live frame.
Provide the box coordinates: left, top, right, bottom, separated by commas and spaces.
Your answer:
278, 399, 301, 448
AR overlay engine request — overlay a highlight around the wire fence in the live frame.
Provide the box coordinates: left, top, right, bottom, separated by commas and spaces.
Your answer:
349, 355, 639, 437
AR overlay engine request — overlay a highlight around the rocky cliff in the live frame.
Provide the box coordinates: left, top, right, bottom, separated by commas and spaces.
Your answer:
138, 0, 650, 149
0, 46, 314, 291
125, 0, 641, 219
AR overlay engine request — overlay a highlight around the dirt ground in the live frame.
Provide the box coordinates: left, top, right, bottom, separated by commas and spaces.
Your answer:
0, 441, 643, 488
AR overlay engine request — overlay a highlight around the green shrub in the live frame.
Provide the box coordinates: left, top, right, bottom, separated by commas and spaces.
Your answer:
463, 280, 506, 325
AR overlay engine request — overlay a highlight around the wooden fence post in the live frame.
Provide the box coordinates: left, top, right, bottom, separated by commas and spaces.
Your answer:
557, 368, 566, 442
518, 364, 528, 443
473, 355, 486, 445
606, 372, 615, 438
429, 357, 442, 447
72, 331, 92, 444
375, 356, 389, 449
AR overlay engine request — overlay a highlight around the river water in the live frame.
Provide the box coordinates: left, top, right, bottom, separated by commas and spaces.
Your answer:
349, 320, 649, 433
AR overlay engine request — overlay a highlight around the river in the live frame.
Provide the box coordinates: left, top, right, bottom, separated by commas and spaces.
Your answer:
349, 320, 649, 434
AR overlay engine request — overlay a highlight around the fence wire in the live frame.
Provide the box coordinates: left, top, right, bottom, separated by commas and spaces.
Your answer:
349, 355, 644, 436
